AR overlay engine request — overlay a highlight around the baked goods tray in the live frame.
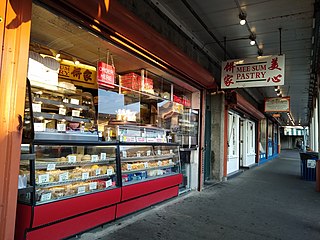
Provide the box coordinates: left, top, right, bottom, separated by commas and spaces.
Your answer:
34, 159, 116, 169
35, 186, 118, 205
122, 164, 176, 174
33, 97, 90, 111
121, 154, 175, 162
36, 174, 115, 188
122, 172, 179, 186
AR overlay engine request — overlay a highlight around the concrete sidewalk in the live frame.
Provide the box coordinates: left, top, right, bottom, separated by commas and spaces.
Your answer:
70, 150, 320, 240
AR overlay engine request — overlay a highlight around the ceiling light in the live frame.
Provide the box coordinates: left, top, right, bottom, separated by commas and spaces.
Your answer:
274, 86, 279, 92
72, 57, 80, 65
239, 12, 247, 25
249, 33, 256, 45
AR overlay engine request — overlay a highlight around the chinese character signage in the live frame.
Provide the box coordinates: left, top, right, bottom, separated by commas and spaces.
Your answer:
59, 60, 97, 87
221, 55, 285, 89
264, 97, 290, 112
97, 61, 115, 88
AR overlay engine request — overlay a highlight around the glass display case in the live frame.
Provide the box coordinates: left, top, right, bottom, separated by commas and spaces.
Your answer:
18, 144, 118, 205
104, 124, 168, 143
25, 79, 98, 142
119, 144, 180, 186
173, 109, 199, 148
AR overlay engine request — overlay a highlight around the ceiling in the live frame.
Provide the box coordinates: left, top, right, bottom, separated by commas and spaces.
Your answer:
152, 0, 316, 126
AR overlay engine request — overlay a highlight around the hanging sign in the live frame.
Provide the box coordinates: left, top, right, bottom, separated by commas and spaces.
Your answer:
264, 97, 290, 112
97, 61, 115, 88
221, 55, 285, 89
59, 60, 97, 87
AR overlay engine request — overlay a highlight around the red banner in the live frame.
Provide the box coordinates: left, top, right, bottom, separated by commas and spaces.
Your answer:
97, 61, 115, 88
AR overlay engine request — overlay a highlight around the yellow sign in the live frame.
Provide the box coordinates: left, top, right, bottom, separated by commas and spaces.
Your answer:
58, 60, 97, 88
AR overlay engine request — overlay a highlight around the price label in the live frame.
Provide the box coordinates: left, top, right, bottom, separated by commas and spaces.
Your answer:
82, 172, 89, 180
157, 150, 162, 155
169, 159, 173, 165
147, 138, 157, 143
136, 137, 146, 142
59, 172, 69, 182
63, 98, 69, 103
68, 155, 77, 163
127, 164, 132, 171
122, 151, 127, 158
124, 136, 136, 142
34, 123, 45, 132
156, 138, 163, 143
91, 155, 99, 162
32, 103, 42, 113
57, 123, 66, 132
157, 161, 162, 166
46, 163, 56, 171
70, 98, 80, 105
100, 153, 107, 161
144, 162, 149, 168
89, 182, 97, 190
170, 149, 173, 154
38, 174, 49, 184
95, 168, 101, 176
147, 150, 151, 156
72, 110, 80, 117
59, 108, 66, 115
107, 169, 113, 175
137, 152, 141, 157
77, 186, 86, 194
106, 179, 112, 188
40, 192, 52, 202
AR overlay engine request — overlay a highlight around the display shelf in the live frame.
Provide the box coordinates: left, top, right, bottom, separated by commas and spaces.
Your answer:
31, 84, 77, 96
122, 164, 176, 174
120, 154, 175, 162
36, 174, 115, 188
122, 172, 179, 186
33, 112, 92, 123
36, 186, 118, 205
32, 159, 116, 170
20, 153, 35, 160
18, 186, 34, 194
33, 97, 90, 111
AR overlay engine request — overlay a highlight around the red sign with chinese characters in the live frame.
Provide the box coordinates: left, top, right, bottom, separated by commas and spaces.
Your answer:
97, 61, 115, 88
221, 55, 285, 89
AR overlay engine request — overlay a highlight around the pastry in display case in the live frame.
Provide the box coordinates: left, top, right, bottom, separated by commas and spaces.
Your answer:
18, 144, 118, 205
26, 79, 98, 142
119, 144, 180, 185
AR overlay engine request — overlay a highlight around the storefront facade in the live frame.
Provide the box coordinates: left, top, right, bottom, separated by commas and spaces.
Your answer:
1, 1, 215, 239
224, 92, 265, 177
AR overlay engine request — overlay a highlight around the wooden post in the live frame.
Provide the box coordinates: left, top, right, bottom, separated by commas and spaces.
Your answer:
0, 1, 32, 239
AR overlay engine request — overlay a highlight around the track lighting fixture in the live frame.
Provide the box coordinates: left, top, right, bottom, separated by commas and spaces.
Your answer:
258, 48, 263, 56
249, 33, 256, 45
274, 86, 279, 92
239, 11, 247, 25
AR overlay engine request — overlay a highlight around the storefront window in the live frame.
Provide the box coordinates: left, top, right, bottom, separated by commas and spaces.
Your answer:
28, 2, 200, 145
260, 119, 267, 155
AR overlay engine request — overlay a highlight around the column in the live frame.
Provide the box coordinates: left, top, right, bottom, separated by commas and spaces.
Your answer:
0, 1, 32, 239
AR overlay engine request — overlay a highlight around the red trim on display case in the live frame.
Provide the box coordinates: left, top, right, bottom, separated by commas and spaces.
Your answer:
32, 188, 120, 228
15, 204, 32, 240
121, 174, 183, 201
26, 206, 116, 240
116, 186, 179, 218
